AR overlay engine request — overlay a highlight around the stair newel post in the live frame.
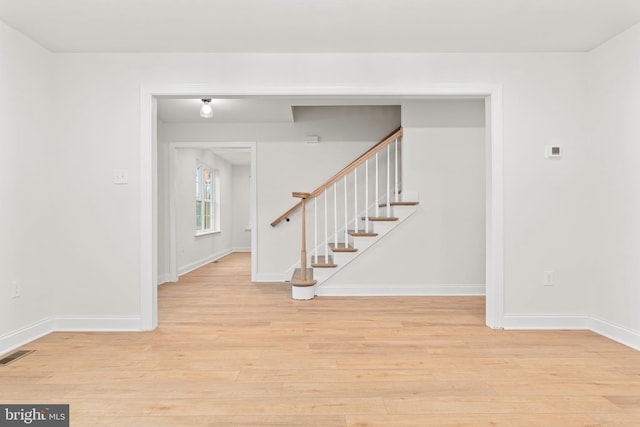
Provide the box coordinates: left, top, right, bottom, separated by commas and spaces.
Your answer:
290, 192, 316, 300
301, 196, 310, 280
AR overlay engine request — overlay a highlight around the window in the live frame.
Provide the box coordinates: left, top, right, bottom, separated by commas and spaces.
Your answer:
195, 163, 220, 235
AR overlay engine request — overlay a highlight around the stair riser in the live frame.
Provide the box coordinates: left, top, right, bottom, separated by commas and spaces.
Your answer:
331, 251, 357, 266
351, 236, 377, 251
312, 268, 335, 282
376, 206, 396, 217
389, 205, 417, 216
379, 192, 418, 205
368, 221, 396, 234
373, 205, 417, 217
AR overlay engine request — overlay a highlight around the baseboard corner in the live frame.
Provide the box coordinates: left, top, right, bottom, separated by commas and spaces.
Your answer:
0, 318, 54, 356
589, 316, 640, 351
502, 314, 590, 330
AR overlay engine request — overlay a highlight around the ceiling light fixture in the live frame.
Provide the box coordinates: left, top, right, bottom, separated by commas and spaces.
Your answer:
200, 99, 213, 118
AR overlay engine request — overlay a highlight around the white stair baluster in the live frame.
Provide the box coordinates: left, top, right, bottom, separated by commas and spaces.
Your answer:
375, 152, 379, 218
344, 177, 348, 245
334, 182, 338, 247
314, 197, 318, 263
365, 158, 369, 233
324, 189, 328, 260
386, 144, 391, 216
394, 138, 399, 202
354, 167, 358, 233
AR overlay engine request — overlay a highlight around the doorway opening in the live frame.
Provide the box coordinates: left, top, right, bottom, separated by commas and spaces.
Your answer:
141, 88, 504, 331
157, 141, 256, 285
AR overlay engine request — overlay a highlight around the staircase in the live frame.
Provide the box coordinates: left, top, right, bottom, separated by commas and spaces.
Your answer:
310, 202, 418, 291
271, 127, 419, 299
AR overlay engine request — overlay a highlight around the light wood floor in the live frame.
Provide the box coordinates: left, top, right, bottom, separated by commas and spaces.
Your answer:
2, 252, 640, 426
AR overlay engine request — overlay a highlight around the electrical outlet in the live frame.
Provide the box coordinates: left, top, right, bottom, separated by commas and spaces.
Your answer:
11, 280, 21, 298
543, 271, 553, 287
545, 146, 562, 158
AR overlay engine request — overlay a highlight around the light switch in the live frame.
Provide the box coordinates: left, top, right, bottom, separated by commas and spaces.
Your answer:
114, 169, 128, 184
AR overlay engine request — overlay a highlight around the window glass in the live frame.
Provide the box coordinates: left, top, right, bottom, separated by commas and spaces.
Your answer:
195, 166, 202, 198
196, 200, 202, 229
195, 163, 220, 234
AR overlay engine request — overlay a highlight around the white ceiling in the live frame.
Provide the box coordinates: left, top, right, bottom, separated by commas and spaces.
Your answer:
158, 98, 295, 123
158, 98, 408, 165
1, 0, 640, 53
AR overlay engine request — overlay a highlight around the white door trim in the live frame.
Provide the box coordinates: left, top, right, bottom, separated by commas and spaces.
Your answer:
166, 141, 257, 284
140, 85, 504, 331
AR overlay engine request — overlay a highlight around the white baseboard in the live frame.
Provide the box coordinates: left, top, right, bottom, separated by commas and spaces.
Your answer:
316, 283, 485, 296
3, 312, 638, 357
589, 316, 640, 351
0, 318, 54, 356
232, 247, 251, 253
53, 316, 142, 332
502, 314, 590, 330
0, 315, 143, 356
503, 314, 640, 351
178, 249, 232, 277
157, 273, 172, 285
253, 272, 288, 282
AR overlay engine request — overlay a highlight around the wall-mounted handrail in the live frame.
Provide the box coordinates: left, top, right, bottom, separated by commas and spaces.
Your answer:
271, 127, 403, 227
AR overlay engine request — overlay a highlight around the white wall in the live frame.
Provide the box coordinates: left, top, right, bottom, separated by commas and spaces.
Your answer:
24, 51, 593, 332
174, 149, 233, 275
44, 54, 144, 319
588, 23, 640, 334
157, 120, 169, 282
2, 17, 639, 350
160, 107, 401, 277
232, 165, 251, 252
324, 100, 486, 289
403, 99, 485, 286
0, 21, 54, 340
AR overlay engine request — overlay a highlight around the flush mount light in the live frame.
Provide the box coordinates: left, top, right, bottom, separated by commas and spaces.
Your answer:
200, 99, 213, 118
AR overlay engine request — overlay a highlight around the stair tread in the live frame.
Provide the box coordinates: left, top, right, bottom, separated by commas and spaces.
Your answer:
362, 216, 399, 221
378, 201, 419, 207
311, 255, 338, 268
329, 243, 358, 252
348, 229, 379, 237
290, 268, 316, 286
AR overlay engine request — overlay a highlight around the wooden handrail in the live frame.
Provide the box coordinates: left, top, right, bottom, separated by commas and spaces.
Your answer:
271, 127, 403, 227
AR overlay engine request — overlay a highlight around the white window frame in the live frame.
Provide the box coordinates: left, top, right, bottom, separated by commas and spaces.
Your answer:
195, 163, 221, 236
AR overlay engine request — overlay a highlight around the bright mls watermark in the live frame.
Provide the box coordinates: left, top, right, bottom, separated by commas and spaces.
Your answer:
0, 405, 68, 426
